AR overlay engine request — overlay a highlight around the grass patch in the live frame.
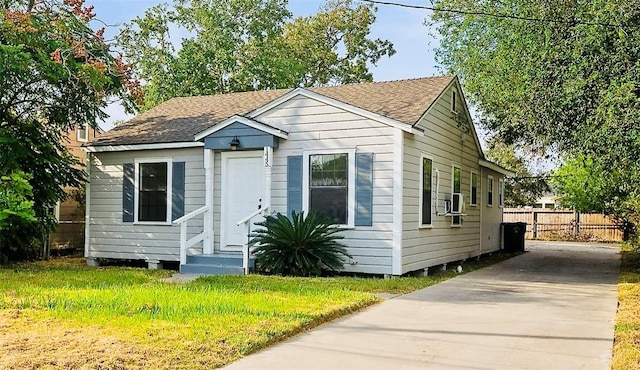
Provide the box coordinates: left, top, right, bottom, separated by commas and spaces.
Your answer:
612, 244, 640, 370
0, 252, 516, 369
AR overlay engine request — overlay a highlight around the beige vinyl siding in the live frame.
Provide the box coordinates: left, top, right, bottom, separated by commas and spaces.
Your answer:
401, 85, 484, 273
255, 95, 396, 274
87, 148, 205, 262
480, 167, 503, 253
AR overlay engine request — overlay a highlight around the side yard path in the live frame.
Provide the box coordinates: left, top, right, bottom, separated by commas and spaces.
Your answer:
0, 254, 510, 369
226, 242, 620, 370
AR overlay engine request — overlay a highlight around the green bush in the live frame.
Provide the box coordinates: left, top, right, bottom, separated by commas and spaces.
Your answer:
250, 211, 352, 276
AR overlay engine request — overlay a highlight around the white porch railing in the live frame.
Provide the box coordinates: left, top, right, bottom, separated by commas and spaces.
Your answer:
236, 204, 270, 275
173, 205, 209, 266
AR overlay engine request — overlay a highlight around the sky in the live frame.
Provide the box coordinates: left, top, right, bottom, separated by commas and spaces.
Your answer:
85, 0, 442, 130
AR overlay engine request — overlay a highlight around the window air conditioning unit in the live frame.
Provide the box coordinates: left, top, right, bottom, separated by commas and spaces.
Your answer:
444, 199, 452, 214
441, 193, 464, 216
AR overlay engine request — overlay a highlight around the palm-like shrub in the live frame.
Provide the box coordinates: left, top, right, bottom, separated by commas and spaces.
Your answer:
250, 211, 352, 276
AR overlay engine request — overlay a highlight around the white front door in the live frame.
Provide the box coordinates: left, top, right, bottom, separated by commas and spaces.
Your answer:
221, 151, 265, 250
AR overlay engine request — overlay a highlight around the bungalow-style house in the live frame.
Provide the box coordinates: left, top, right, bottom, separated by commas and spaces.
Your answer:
83, 76, 512, 276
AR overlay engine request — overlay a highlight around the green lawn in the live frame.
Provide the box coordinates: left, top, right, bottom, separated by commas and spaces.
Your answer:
0, 254, 513, 369
612, 244, 640, 370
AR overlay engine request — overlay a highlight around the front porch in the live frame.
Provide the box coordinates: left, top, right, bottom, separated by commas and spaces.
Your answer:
173, 116, 286, 275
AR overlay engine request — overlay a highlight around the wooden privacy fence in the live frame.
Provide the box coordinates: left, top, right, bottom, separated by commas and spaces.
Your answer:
503, 209, 623, 242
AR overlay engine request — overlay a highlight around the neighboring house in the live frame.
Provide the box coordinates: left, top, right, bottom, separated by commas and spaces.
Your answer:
533, 193, 561, 209
51, 123, 101, 251
83, 76, 513, 276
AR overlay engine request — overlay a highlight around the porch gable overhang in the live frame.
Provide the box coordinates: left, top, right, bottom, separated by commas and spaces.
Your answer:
195, 115, 288, 151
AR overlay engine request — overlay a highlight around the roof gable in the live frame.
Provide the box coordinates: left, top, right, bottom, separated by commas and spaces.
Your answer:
248, 88, 424, 135
416, 77, 485, 159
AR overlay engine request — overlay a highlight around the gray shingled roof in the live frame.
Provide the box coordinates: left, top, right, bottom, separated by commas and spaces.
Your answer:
90, 76, 455, 146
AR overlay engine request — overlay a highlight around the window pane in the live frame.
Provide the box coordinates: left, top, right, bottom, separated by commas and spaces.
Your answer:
310, 154, 347, 186
422, 158, 432, 225
139, 162, 168, 222
471, 173, 478, 205
488, 178, 494, 205
309, 154, 348, 224
452, 166, 461, 225
77, 124, 87, 141
310, 188, 347, 224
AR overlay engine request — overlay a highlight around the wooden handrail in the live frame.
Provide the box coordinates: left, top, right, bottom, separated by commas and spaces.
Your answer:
236, 204, 269, 226
237, 205, 270, 274
173, 205, 210, 267
173, 205, 208, 225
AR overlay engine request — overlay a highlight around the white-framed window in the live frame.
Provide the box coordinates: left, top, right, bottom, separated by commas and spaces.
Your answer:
419, 154, 433, 227
134, 158, 173, 224
451, 89, 457, 114
451, 164, 461, 226
77, 122, 88, 142
499, 178, 505, 207
487, 175, 494, 207
302, 149, 355, 227
470, 171, 479, 206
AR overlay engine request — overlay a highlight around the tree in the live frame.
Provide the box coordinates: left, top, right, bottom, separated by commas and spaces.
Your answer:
117, 0, 395, 110
485, 138, 549, 207
0, 0, 137, 259
0, 171, 35, 263
0, 172, 35, 230
278, 0, 394, 87
552, 155, 637, 240
430, 1, 640, 233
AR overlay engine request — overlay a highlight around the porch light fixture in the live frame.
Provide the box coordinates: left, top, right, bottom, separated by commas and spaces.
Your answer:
229, 136, 240, 150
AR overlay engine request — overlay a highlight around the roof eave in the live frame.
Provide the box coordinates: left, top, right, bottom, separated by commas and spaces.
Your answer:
479, 159, 515, 177
83, 141, 204, 153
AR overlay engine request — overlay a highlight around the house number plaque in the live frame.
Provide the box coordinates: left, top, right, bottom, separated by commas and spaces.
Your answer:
263, 147, 272, 168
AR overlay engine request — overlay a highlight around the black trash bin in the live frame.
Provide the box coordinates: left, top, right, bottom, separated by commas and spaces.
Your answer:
502, 222, 526, 252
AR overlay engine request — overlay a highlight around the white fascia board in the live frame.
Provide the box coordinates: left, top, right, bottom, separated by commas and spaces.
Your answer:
83, 141, 204, 153
247, 88, 422, 136
479, 159, 516, 177
194, 115, 288, 141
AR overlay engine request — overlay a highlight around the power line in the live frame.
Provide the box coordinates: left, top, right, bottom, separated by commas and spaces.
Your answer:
360, 0, 636, 29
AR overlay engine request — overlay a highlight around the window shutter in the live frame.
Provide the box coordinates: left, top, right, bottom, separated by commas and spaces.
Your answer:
287, 156, 303, 217
172, 162, 186, 221
122, 163, 134, 222
355, 152, 373, 226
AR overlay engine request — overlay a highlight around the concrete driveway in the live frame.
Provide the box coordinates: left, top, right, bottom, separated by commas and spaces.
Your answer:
225, 241, 620, 370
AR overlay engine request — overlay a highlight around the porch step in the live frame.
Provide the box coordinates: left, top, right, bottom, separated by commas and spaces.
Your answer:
180, 254, 256, 276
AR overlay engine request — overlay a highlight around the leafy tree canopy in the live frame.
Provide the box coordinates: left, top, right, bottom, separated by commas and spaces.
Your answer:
0, 172, 35, 230
431, 1, 639, 159
431, 0, 640, 231
552, 154, 638, 239
485, 138, 549, 207
0, 0, 137, 258
118, 0, 395, 110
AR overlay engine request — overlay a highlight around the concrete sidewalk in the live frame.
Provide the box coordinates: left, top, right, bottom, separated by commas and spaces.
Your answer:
224, 242, 620, 370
